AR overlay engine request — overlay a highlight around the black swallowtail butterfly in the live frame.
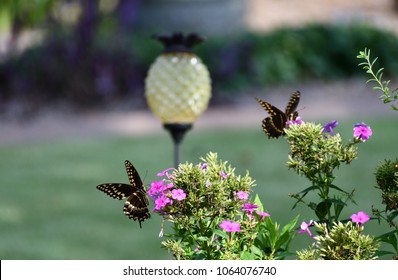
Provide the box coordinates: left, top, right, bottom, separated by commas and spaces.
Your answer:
96, 160, 150, 228
256, 91, 301, 139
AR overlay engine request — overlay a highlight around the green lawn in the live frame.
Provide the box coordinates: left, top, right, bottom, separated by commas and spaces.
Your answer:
0, 116, 397, 259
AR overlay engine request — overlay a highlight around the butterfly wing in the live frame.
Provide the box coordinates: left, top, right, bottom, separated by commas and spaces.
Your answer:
123, 188, 150, 228
285, 91, 301, 117
96, 183, 134, 200
256, 97, 285, 116
123, 160, 150, 228
256, 97, 286, 138
124, 160, 144, 192
262, 114, 287, 138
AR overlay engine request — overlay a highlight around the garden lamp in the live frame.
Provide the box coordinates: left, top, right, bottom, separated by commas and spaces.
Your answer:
145, 33, 212, 167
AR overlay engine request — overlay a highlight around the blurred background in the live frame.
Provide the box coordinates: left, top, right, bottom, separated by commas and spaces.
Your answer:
1, 0, 397, 259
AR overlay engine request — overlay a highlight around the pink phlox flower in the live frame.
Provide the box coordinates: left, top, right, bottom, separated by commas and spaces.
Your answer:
234, 191, 249, 201
298, 220, 313, 237
157, 167, 174, 179
353, 122, 372, 141
205, 180, 211, 188
219, 220, 241, 232
200, 163, 208, 170
286, 116, 304, 127
322, 120, 339, 135
220, 171, 229, 180
148, 180, 164, 198
350, 211, 370, 225
162, 183, 174, 190
171, 188, 186, 201
242, 203, 259, 217
242, 203, 258, 212
154, 195, 172, 211
255, 211, 271, 219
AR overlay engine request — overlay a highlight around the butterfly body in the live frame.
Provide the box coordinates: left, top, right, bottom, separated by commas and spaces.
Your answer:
96, 160, 150, 228
256, 91, 301, 138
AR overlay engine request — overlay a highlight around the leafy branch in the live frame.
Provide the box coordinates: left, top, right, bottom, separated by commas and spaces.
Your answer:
357, 48, 398, 111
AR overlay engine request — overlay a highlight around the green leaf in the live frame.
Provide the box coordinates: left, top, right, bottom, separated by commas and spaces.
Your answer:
240, 251, 255, 260
213, 229, 228, 239
376, 250, 395, 257
315, 201, 331, 221
250, 245, 264, 258
196, 236, 209, 242
264, 217, 278, 247
254, 194, 264, 212
297, 185, 319, 194
274, 231, 290, 250
329, 184, 349, 194
334, 203, 344, 220
280, 215, 299, 234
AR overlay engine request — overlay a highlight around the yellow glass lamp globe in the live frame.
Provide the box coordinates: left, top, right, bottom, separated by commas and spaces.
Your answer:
145, 33, 211, 124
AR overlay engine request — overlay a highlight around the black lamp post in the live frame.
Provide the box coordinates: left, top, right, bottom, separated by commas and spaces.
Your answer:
145, 33, 211, 168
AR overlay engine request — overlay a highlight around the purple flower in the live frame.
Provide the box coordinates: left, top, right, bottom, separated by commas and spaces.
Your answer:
148, 180, 174, 199
200, 163, 208, 170
148, 180, 164, 198
353, 122, 372, 141
220, 171, 229, 180
242, 203, 259, 217
322, 120, 339, 135
220, 220, 241, 232
242, 203, 259, 212
350, 211, 370, 225
171, 188, 186, 201
163, 183, 174, 190
157, 168, 174, 179
154, 195, 172, 211
234, 191, 249, 200
256, 211, 271, 219
298, 220, 313, 237
286, 116, 304, 127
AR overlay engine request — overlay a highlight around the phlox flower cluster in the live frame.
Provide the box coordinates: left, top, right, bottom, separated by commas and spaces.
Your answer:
218, 201, 271, 234
149, 168, 186, 214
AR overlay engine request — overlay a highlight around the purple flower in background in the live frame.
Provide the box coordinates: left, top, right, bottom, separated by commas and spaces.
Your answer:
157, 167, 174, 179
350, 211, 370, 225
322, 120, 339, 135
171, 188, 186, 201
220, 220, 241, 232
353, 122, 373, 141
298, 220, 313, 237
286, 116, 304, 127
